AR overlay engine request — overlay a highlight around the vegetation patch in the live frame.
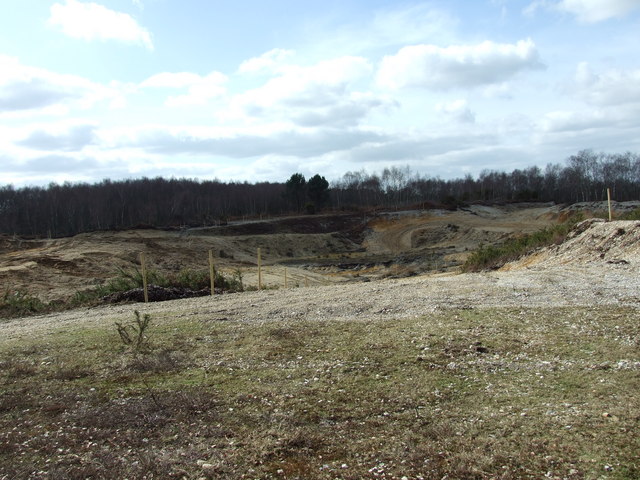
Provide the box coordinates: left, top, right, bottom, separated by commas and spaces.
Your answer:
618, 208, 640, 221
463, 210, 640, 272
1, 305, 638, 479
0, 290, 46, 318
462, 216, 582, 272
96, 266, 244, 296
0, 267, 244, 319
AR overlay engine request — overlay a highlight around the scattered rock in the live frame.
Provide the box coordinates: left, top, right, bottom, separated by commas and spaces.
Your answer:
607, 259, 629, 265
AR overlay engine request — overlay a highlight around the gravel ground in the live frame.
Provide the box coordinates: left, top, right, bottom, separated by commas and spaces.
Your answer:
2, 219, 639, 343
2, 262, 638, 343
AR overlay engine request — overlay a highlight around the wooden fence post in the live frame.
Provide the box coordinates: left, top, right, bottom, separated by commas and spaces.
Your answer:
209, 249, 215, 295
284, 267, 288, 288
607, 188, 612, 222
140, 252, 149, 303
257, 247, 262, 290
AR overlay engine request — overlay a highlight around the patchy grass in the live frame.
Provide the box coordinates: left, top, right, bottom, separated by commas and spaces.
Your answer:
462, 217, 583, 272
0, 267, 244, 320
618, 208, 640, 221
464, 210, 640, 272
1, 306, 638, 479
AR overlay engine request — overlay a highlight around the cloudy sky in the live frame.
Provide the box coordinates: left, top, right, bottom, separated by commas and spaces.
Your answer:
1, 0, 640, 187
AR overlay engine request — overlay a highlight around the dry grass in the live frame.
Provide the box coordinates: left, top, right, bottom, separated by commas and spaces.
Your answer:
1, 305, 639, 479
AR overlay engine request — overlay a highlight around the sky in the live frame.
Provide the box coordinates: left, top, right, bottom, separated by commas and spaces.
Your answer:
1, 0, 640, 187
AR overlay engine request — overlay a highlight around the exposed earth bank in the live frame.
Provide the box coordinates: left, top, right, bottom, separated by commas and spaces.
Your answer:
3, 201, 637, 304
2, 216, 639, 341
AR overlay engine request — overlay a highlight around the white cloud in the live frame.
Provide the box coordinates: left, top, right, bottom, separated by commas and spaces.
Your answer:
533, 106, 640, 155
238, 49, 294, 74
140, 72, 203, 89
436, 99, 476, 124
368, 4, 459, 48
574, 62, 640, 105
291, 93, 394, 128
525, 0, 640, 22
232, 56, 391, 127
523, 1, 552, 17
299, 4, 459, 60
17, 124, 97, 151
140, 71, 228, 106
347, 132, 498, 164
540, 109, 610, 132
377, 39, 544, 90
48, 0, 153, 49
558, 0, 640, 22
0, 55, 123, 115
121, 124, 388, 158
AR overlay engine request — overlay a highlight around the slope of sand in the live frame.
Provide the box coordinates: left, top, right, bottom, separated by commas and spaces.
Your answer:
0, 204, 561, 301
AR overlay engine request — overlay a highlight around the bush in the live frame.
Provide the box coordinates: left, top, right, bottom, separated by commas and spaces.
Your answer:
96, 266, 244, 298
95, 267, 167, 296
1, 265, 245, 318
1, 290, 46, 318
171, 269, 209, 290
115, 310, 152, 352
462, 217, 580, 272
168, 268, 243, 292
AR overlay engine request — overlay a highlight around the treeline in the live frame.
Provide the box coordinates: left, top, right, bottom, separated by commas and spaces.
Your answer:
332, 150, 640, 209
1, 150, 638, 238
0, 179, 288, 238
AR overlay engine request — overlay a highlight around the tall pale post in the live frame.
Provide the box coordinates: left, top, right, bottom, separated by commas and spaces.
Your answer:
140, 252, 149, 303
209, 249, 215, 295
257, 248, 262, 290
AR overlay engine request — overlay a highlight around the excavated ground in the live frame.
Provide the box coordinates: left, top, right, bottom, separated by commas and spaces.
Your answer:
1, 215, 639, 342
0, 202, 637, 303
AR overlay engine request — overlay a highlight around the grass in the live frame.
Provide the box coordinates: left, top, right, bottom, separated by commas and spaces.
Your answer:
1, 305, 638, 479
618, 207, 640, 221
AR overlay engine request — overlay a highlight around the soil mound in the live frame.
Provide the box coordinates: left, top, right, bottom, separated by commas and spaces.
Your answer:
505, 219, 640, 270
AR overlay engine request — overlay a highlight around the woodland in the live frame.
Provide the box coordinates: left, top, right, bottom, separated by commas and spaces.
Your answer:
1, 149, 638, 238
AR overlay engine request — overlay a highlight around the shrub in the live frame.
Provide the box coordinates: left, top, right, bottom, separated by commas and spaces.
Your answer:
171, 268, 209, 290
115, 310, 152, 352
97, 266, 243, 296
0, 290, 46, 318
220, 268, 244, 292
95, 267, 168, 296
169, 268, 244, 292
462, 217, 581, 272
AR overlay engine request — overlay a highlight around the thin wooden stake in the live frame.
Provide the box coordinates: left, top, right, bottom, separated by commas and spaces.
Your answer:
607, 188, 612, 222
257, 247, 262, 290
284, 267, 288, 288
209, 249, 215, 295
140, 252, 149, 303
305, 276, 308, 288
